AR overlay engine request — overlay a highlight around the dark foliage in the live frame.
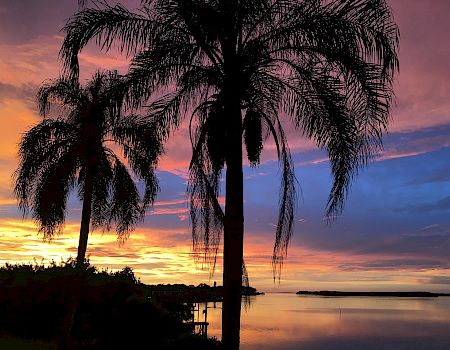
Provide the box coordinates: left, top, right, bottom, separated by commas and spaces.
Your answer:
0, 260, 221, 349
145, 282, 262, 304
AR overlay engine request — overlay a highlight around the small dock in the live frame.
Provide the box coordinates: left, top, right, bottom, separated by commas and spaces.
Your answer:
184, 321, 209, 337
185, 302, 210, 337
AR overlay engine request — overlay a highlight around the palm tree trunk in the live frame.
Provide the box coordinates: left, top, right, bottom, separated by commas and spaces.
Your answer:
76, 171, 94, 269
61, 172, 94, 350
222, 99, 244, 350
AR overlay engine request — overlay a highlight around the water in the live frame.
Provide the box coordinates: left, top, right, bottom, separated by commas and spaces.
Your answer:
196, 293, 450, 350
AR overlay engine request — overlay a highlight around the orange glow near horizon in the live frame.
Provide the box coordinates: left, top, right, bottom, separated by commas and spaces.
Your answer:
0, 216, 447, 292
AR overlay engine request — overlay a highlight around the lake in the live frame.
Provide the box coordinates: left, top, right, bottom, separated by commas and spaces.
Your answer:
195, 293, 450, 349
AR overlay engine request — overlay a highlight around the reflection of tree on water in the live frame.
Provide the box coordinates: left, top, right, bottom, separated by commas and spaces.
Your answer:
242, 295, 256, 312
241, 261, 257, 312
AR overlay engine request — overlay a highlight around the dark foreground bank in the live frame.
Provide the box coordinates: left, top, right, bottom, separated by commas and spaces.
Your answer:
0, 260, 222, 350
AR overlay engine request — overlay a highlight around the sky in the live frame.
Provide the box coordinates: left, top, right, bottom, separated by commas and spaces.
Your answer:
0, 0, 449, 292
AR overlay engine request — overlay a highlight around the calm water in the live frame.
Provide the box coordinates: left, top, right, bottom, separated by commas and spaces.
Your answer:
196, 293, 450, 350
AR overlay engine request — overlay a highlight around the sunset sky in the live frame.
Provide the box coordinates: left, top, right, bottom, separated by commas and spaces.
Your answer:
0, 0, 449, 292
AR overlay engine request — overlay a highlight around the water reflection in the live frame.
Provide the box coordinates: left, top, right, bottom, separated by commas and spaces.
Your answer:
197, 293, 450, 349
241, 295, 256, 312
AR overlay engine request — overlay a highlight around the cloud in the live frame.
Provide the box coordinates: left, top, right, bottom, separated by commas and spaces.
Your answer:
0, 1, 76, 44
0, 35, 62, 87
153, 199, 188, 207
396, 196, 450, 214
388, 0, 450, 132
428, 276, 450, 285
78, 50, 130, 73
148, 207, 189, 216
406, 173, 450, 187
0, 82, 37, 106
338, 258, 449, 272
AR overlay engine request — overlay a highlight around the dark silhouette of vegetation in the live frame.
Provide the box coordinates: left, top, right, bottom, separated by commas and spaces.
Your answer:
0, 260, 222, 349
14, 71, 162, 269
60, 1, 399, 348
146, 282, 262, 304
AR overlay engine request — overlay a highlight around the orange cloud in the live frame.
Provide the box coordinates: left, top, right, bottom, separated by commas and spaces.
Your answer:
154, 199, 188, 207
0, 36, 61, 86
78, 50, 130, 72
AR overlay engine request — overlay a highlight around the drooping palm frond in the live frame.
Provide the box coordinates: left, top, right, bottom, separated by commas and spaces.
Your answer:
108, 154, 145, 241
61, 3, 155, 77
112, 114, 162, 206
14, 120, 78, 215
255, 0, 398, 218
188, 99, 224, 270
33, 146, 78, 239
245, 89, 297, 276
14, 119, 79, 239
37, 78, 82, 117
88, 147, 114, 231
188, 160, 223, 270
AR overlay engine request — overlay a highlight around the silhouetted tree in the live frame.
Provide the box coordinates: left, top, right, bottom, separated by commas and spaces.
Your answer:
15, 71, 162, 269
61, 1, 399, 348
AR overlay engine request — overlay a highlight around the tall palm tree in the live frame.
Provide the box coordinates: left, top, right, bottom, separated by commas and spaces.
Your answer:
15, 71, 162, 269
60, 1, 399, 348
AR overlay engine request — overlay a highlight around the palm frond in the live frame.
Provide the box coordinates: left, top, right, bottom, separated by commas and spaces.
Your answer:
124, 43, 219, 110
108, 156, 145, 242
61, 3, 154, 77
188, 158, 223, 271
31, 145, 78, 240
89, 148, 114, 230
37, 78, 82, 116
188, 99, 225, 271
246, 93, 297, 279
14, 120, 78, 214
112, 114, 162, 206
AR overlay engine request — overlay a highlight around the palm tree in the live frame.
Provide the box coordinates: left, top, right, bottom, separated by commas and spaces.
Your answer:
14, 71, 162, 269
60, 1, 399, 348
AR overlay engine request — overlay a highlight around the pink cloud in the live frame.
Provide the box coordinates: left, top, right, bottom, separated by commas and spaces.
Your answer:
388, 0, 450, 132
148, 207, 189, 216
153, 199, 188, 207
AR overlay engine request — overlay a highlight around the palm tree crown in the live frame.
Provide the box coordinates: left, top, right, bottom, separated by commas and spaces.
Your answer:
61, 1, 399, 347
15, 71, 163, 266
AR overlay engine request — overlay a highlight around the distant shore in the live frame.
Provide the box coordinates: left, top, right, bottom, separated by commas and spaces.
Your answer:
296, 291, 450, 297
